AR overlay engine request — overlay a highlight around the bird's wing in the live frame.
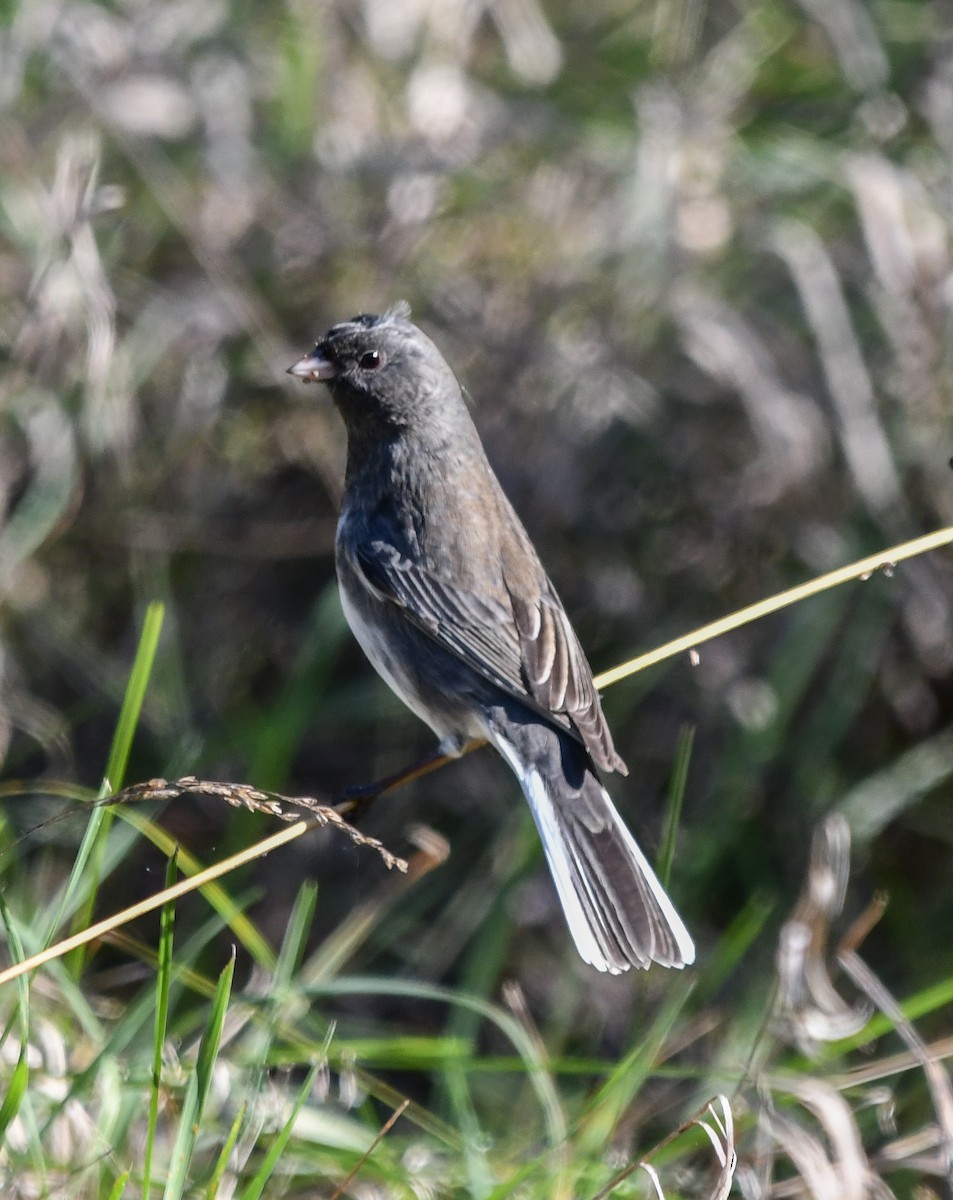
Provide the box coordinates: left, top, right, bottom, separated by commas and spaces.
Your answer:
505, 581, 626, 775
347, 538, 528, 702
346, 538, 625, 774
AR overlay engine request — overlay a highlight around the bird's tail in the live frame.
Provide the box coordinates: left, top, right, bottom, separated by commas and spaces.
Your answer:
487, 709, 695, 973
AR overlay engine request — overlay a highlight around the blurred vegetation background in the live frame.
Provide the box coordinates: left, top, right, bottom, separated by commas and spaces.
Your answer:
2, 0, 953, 1193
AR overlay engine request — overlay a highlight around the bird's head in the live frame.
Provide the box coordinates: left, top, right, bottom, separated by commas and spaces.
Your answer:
288, 303, 461, 435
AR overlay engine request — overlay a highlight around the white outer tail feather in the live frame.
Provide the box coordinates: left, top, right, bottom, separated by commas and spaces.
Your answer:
493, 734, 695, 973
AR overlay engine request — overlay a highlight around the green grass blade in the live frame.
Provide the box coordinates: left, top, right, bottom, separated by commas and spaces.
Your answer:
575, 980, 694, 1155
440, 900, 520, 1199
695, 890, 775, 1004
42, 602, 165, 954
0, 893, 31, 1141
241, 881, 319, 1093
483, 1158, 544, 1200
204, 1101, 247, 1200
274, 879, 318, 987
659, 723, 695, 888
838, 728, 953, 845
238, 1066, 319, 1200
144, 849, 178, 1200
194, 949, 237, 1123
163, 949, 236, 1200
42, 804, 110, 950
105, 1171, 131, 1200
0, 1044, 29, 1143
103, 600, 166, 796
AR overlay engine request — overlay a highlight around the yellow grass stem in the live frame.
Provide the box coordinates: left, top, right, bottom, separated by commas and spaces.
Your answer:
594, 525, 953, 690
0, 820, 314, 989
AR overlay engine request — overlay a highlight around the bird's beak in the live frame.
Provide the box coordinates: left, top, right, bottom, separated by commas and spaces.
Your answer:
287, 348, 338, 383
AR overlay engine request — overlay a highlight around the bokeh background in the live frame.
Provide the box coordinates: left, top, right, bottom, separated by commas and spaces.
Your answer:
2, 0, 953, 1192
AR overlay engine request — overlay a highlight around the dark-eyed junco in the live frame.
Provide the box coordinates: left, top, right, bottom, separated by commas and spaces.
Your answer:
288, 304, 694, 972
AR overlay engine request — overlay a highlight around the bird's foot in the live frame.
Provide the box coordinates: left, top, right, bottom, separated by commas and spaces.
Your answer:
333, 743, 481, 822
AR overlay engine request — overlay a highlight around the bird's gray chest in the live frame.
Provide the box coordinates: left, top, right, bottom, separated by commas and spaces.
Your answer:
335, 507, 463, 744
336, 511, 403, 685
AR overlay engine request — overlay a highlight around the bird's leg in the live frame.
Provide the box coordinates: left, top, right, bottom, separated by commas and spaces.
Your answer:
335, 740, 485, 821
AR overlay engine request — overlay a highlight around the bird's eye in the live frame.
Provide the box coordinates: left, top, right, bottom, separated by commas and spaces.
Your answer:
359, 350, 382, 371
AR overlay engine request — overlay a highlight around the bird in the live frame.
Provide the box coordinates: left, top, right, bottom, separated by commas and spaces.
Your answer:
288, 303, 694, 972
